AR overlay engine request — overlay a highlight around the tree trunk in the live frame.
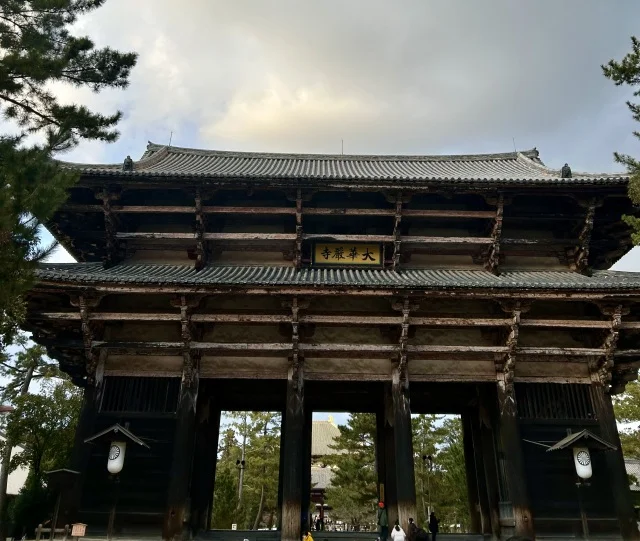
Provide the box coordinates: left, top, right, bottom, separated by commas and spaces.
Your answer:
0, 365, 35, 540
252, 485, 265, 530
237, 413, 247, 511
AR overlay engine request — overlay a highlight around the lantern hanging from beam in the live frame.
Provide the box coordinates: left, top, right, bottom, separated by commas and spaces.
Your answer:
84, 423, 149, 475
573, 446, 592, 480
108, 441, 127, 474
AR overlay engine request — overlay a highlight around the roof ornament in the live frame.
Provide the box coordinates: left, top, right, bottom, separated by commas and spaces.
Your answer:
561, 163, 572, 178
532, 147, 539, 158
122, 155, 133, 172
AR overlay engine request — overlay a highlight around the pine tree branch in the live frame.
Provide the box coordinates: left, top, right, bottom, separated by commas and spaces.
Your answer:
0, 93, 60, 127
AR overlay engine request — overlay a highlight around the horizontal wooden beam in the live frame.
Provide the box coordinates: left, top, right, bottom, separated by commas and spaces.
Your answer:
35, 338, 615, 359
61, 203, 496, 219
518, 347, 604, 356
30, 312, 633, 330
113, 231, 499, 245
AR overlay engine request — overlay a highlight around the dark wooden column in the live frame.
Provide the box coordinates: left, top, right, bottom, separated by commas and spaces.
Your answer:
593, 384, 640, 540
280, 360, 305, 541
461, 412, 482, 534
189, 388, 221, 534
383, 384, 399, 529
468, 406, 493, 537
496, 381, 534, 539
302, 408, 313, 534
163, 354, 199, 541
391, 363, 417, 530
478, 391, 502, 540
65, 348, 107, 524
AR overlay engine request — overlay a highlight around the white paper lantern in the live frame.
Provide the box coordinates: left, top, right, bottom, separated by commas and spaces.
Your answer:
107, 441, 126, 474
573, 446, 592, 480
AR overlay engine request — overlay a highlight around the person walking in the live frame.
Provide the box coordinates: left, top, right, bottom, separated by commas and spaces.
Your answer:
428, 512, 439, 541
407, 518, 418, 541
378, 501, 389, 541
390, 520, 406, 541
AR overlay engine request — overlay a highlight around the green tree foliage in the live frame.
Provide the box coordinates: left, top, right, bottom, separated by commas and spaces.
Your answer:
603, 37, 640, 242
413, 416, 469, 533
324, 413, 378, 530
0, 339, 65, 534
1, 380, 82, 482
0, 0, 137, 346
613, 379, 640, 457
0, 339, 61, 403
211, 412, 282, 530
1, 380, 81, 537
412, 414, 439, 525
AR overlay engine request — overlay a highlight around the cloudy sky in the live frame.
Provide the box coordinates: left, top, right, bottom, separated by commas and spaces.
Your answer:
25, 0, 640, 422
44, 0, 640, 268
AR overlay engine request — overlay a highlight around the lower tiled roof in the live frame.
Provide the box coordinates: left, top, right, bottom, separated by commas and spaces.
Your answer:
36, 263, 640, 290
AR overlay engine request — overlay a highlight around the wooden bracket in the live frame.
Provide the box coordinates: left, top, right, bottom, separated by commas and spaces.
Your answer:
611, 366, 639, 395
396, 297, 412, 389
591, 304, 626, 392
70, 294, 104, 383
391, 192, 403, 271
484, 193, 504, 275
295, 189, 303, 269
96, 188, 123, 268
289, 296, 305, 390
568, 198, 600, 273
194, 189, 208, 271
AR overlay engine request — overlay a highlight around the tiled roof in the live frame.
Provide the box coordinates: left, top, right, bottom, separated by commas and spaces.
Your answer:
57, 143, 628, 185
311, 466, 335, 491
36, 263, 640, 291
312, 421, 341, 456
625, 459, 640, 491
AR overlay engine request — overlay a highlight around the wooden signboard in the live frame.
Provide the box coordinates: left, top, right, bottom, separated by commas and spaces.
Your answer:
313, 243, 383, 267
71, 523, 87, 537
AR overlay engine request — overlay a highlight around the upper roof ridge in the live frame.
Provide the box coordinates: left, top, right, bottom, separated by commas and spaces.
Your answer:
144, 141, 539, 163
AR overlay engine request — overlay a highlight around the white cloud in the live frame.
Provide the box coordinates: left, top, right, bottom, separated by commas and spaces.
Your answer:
37, 0, 637, 169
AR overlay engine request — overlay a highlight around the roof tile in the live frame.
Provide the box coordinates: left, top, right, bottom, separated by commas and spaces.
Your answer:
35, 263, 640, 291
57, 144, 628, 185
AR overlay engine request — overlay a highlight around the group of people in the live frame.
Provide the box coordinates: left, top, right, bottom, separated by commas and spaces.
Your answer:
377, 502, 439, 541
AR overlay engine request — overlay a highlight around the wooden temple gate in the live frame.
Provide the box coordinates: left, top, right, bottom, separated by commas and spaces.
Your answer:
24, 144, 640, 540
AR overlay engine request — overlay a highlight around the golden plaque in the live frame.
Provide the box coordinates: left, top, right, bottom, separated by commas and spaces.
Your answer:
313, 243, 383, 267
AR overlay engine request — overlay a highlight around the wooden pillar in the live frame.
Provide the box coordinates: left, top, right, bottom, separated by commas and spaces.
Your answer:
478, 395, 501, 540
163, 356, 199, 541
66, 350, 107, 524
280, 362, 305, 541
391, 364, 416, 531
302, 408, 313, 534
461, 412, 482, 534
496, 381, 534, 539
592, 384, 640, 540
383, 384, 398, 529
468, 407, 493, 537
190, 388, 221, 534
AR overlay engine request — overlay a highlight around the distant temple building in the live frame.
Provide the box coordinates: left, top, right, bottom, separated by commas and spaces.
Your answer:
24, 143, 640, 540
311, 418, 340, 522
